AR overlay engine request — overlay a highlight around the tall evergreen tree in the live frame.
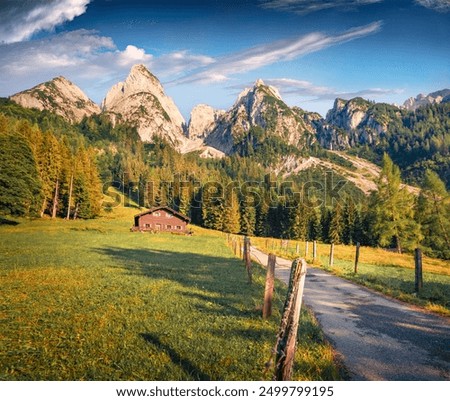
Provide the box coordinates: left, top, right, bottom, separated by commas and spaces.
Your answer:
416, 169, 450, 258
372, 154, 422, 253
0, 128, 42, 216
223, 189, 241, 234
329, 202, 344, 244
240, 196, 256, 236
342, 197, 358, 245
320, 207, 332, 242
307, 209, 321, 241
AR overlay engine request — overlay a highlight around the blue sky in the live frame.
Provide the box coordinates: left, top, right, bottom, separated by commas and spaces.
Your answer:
0, 0, 449, 119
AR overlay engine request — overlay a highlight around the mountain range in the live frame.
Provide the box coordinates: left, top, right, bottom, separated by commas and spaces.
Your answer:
8, 64, 450, 193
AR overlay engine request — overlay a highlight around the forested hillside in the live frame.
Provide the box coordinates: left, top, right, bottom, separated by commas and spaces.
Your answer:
318, 99, 450, 188
0, 98, 448, 259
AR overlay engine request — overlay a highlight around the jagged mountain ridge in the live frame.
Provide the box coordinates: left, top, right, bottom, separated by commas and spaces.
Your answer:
10, 76, 101, 123
8, 65, 448, 168
403, 88, 450, 111
202, 79, 319, 154
315, 97, 399, 150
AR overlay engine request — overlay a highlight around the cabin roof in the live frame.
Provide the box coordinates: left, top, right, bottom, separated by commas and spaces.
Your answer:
134, 206, 191, 223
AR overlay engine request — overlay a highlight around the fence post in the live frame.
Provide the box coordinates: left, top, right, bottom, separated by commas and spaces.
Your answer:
296, 243, 300, 255
329, 243, 334, 267
414, 248, 423, 293
274, 258, 308, 381
354, 242, 360, 274
244, 237, 252, 284
305, 241, 309, 258
313, 240, 317, 263
233, 239, 237, 256
263, 254, 276, 319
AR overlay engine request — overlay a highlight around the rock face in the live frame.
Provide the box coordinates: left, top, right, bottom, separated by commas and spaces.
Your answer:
10, 76, 100, 123
102, 64, 187, 147
187, 104, 225, 141
315, 97, 399, 150
403, 89, 450, 111
202, 79, 317, 154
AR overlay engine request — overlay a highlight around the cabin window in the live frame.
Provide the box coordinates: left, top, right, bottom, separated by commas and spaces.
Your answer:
176, 225, 181, 230
153, 212, 161, 216
145, 224, 150, 228
166, 213, 173, 218
167, 225, 172, 229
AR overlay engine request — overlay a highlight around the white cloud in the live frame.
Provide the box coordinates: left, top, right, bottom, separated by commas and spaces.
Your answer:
260, 0, 382, 14
150, 51, 215, 78
262, 78, 404, 101
173, 21, 383, 85
0, 0, 91, 44
415, 0, 450, 12
0, 29, 217, 102
117, 45, 153, 66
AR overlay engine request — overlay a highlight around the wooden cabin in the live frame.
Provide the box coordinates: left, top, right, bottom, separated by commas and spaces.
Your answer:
132, 206, 190, 233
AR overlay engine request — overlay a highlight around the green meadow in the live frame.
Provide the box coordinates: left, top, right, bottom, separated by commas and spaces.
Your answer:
0, 206, 341, 381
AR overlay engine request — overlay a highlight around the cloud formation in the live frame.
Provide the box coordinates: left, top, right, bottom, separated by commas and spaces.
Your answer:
415, 0, 450, 12
260, 0, 382, 14
0, 29, 215, 101
262, 78, 403, 101
173, 21, 383, 85
0, 0, 91, 44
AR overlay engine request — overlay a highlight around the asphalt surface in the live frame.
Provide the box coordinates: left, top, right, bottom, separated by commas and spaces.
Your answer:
250, 247, 450, 381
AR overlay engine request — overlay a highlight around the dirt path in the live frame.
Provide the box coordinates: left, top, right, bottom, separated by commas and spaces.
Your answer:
250, 247, 450, 381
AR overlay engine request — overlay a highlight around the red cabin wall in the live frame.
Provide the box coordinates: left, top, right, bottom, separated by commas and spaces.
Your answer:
136, 210, 188, 232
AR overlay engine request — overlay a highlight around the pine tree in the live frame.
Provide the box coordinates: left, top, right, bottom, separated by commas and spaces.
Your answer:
329, 202, 344, 244
373, 154, 422, 253
223, 189, 241, 234
202, 183, 225, 231
416, 170, 450, 258
255, 190, 270, 237
307, 209, 321, 240
288, 200, 309, 240
240, 196, 256, 236
342, 198, 358, 245
0, 128, 42, 216
320, 207, 332, 242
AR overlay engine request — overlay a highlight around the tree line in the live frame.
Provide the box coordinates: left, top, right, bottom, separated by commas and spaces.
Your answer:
0, 113, 102, 219
1, 99, 448, 259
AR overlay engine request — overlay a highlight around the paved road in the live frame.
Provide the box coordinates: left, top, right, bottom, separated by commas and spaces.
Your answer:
250, 247, 450, 381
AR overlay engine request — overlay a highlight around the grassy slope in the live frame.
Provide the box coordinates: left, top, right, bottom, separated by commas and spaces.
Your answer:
251, 238, 450, 316
0, 205, 340, 381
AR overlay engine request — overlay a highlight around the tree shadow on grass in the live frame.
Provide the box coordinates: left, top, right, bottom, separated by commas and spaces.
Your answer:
95, 246, 279, 380
140, 333, 211, 380
94, 246, 267, 320
0, 216, 19, 225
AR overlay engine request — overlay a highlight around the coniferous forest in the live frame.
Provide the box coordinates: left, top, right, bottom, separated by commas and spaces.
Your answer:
0, 98, 449, 259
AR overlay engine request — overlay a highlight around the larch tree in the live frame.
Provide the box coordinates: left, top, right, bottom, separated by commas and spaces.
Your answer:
373, 153, 422, 253
222, 187, 241, 234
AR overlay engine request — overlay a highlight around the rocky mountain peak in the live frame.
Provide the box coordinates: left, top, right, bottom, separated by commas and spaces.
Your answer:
10, 76, 101, 123
202, 80, 317, 154
101, 64, 186, 147
187, 104, 225, 141
403, 89, 450, 111
326, 97, 371, 131
317, 97, 402, 150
